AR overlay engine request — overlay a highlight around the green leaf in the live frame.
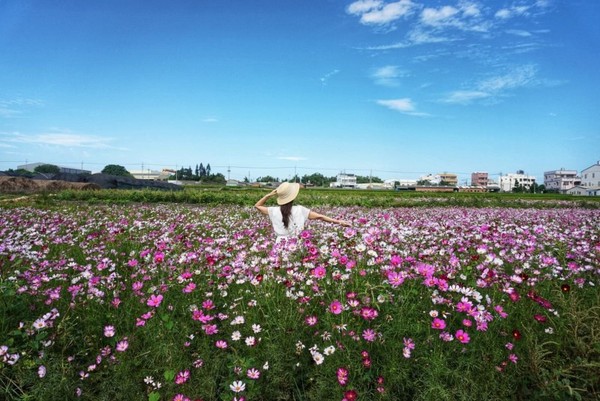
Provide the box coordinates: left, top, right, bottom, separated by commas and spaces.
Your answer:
163, 369, 175, 381
148, 391, 160, 401
165, 320, 174, 330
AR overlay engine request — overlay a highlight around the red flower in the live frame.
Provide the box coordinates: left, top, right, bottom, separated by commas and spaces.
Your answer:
343, 390, 358, 401
533, 314, 547, 323
512, 329, 522, 340
561, 284, 570, 293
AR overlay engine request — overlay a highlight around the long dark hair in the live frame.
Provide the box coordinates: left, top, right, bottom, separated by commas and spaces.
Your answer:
280, 201, 293, 229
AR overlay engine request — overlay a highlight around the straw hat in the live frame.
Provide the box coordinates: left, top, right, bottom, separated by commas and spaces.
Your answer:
276, 182, 300, 205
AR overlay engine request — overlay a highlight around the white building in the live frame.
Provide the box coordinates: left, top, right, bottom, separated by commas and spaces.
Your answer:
330, 173, 357, 188
130, 169, 162, 180
579, 161, 600, 196
17, 162, 91, 175
499, 171, 536, 192
544, 169, 581, 193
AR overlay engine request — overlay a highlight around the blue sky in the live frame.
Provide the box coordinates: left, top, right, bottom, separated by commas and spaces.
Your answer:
1, 0, 598, 183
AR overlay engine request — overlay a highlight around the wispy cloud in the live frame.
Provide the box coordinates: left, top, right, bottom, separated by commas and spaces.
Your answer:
441, 64, 539, 104
320, 69, 340, 86
1, 131, 124, 150
0, 98, 43, 118
346, 0, 420, 25
277, 156, 306, 162
371, 65, 409, 86
376, 98, 429, 116
202, 117, 219, 123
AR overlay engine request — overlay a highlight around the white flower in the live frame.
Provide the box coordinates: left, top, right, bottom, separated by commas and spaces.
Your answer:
230, 380, 246, 393
245, 336, 256, 347
231, 331, 241, 341
263, 361, 269, 370
312, 352, 324, 365
252, 324, 262, 333
323, 345, 335, 356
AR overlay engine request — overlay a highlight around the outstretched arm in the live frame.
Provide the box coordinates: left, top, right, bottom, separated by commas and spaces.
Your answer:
254, 189, 278, 215
308, 211, 351, 227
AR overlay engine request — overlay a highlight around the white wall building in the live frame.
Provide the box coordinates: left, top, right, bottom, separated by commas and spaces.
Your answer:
499, 171, 536, 192
544, 169, 581, 193
580, 161, 600, 196
130, 169, 162, 180
330, 173, 357, 188
17, 162, 92, 175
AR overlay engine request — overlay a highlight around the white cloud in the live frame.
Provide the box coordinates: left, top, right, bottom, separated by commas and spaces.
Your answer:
320, 69, 340, 86
0, 98, 43, 118
277, 156, 306, 161
421, 5, 460, 26
202, 117, 219, 123
477, 64, 537, 92
506, 29, 532, 37
371, 65, 409, 86
441, 64, 539, 105
347, 0, 382, 15
376, 98, 429, 116
347, 0, 419, 25
441, 90, 491, 104
2, 131, 121, 150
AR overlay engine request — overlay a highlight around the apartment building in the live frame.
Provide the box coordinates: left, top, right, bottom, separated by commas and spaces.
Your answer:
471, 172, 488, 187
499, 171, 536, 192
544, 169, 581, 193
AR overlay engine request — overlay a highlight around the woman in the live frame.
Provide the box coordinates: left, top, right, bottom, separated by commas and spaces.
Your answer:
255, 182, 351, 243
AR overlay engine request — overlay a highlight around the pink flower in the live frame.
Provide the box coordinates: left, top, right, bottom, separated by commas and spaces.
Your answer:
116, 339, 129, 352
329, 300, 343, 315
215, 340, 228, 349
175, 370, 190, 385
359, 307, 378, 321
172, 395, 190, 401
403, 337, 415, 350
147, 294, 163, 308
183, 283, 196, 293
533, 314, 547, 323
462, 319, 472, 327
455, 330, 470, 344
305, 316, 318, 326
387, 271, 405, 287
311, 266, 326, 279
431, 318, 446, 330
247, 368, 260, 379
103, 325, 115, 338
508, 354, 518, 364
154, 252, 164, 263
337, 367, 349, 386
362, 329, 376, 342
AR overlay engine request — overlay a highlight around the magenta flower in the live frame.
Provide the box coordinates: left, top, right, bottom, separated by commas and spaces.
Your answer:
175, 369, 190, 385
305, 316, 318, 326
455, 330, 470, 344
329, 300, 343, 315
336, 367, 349, 386
387, 271, 405, 287
533, 314, 547, 323
362, 329, 376, 342
147, 294, 163, 308
431, 318, 446, 330
215, 340, 228, 349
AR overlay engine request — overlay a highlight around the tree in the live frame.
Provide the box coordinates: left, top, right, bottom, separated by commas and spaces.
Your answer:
301, 173, 335, 187
102, 164, 132, 177
34, 164, 60, 174
356, 175, 383, 184
206, 163, 211, 177
257, 176, 278, 183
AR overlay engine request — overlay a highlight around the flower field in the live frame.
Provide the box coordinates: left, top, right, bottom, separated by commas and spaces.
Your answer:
1, 201, 599, 400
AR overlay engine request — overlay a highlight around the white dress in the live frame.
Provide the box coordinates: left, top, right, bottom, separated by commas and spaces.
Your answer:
267, 205, 310, 243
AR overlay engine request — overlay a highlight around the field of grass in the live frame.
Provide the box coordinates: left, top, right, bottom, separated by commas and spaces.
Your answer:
1, 191, 599, 400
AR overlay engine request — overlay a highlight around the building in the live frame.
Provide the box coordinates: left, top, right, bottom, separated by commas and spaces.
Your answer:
330, 173, 357, 188
544, 169, 581, 193
438, 173, 458, 186
566, 186, 589, 196
17, 162, 91, 175
471, 172, 489, 187
579, 161, 600, 196
499, 171, 536, 192
130, 169, 162, 180
419, 173, 457, 186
